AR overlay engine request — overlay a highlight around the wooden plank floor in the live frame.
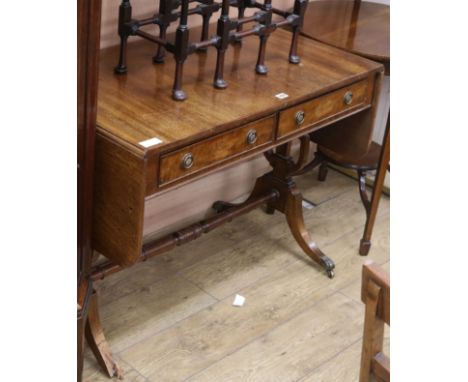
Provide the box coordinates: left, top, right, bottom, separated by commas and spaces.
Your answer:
83, 168, 390, 382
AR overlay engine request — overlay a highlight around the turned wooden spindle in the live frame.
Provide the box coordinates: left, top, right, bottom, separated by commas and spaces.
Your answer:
213, 0, 231, 89
114, 0, 132, 74
255, 0, 273, 74
288, 0, 308, 64
153, 0, 176, 63
114, 0, 310, 99
172, 0, 190, 100
235, 0, 247, 43
198, 0, 215, 50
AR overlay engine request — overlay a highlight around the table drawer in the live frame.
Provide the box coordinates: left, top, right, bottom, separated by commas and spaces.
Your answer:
159, 116, 275, 186
278, 79, 370, 138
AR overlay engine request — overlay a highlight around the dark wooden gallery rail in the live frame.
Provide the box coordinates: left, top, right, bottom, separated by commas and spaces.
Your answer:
115, 0, 307, 99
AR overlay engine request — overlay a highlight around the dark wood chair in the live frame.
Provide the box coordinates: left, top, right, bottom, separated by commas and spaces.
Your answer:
360, 261, 390, 382
298, 0, 390, 256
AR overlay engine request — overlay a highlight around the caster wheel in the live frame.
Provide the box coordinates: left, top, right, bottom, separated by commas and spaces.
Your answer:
327, 269, 335, 279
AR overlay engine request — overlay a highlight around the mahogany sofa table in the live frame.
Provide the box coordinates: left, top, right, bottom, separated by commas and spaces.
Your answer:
84, 27, 383, 379
298, 0, 390, 255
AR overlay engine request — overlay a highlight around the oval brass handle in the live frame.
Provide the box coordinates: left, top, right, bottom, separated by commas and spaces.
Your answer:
295, 110, 305, 125
343, 91, 353, 105
246, 129, 258, 145
181, 153, 194, 169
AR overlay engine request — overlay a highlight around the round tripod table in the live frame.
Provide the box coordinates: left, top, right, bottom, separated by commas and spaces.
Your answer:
300, 0, 390, 255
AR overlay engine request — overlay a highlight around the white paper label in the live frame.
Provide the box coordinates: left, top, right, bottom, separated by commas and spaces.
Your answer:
139, 137, 163, 148
302, 200, 315, 210
275, 92, 289, 99
232, 294, 246, 307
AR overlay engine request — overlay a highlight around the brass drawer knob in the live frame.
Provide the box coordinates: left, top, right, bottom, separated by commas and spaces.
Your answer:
246, 129, 258, 145
295, 110, 305, 125
343, 91, 353, 105
181, 153, 194, 169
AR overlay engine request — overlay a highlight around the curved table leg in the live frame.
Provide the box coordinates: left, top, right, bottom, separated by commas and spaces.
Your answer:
213, 140, 335, 278
318, 161, 328, 182
284, 185, 335, 278
85, 290, 123, 379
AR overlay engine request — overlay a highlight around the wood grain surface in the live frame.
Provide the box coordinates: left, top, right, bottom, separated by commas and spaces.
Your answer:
97, 27, 382, 154
93, 24, 383, 267
92, 134, 146, 267
278, 78, 370, 138
300, 1, 390, 69
159, 116, 275, 186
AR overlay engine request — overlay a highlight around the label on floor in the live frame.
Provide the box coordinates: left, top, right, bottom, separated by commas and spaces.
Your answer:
232, 294, 246, 307
302, 200, 315, 210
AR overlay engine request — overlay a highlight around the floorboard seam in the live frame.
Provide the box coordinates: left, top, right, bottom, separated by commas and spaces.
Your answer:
112, 297, 220, 356
178, 289, 355, 382
294, 337, 363, 382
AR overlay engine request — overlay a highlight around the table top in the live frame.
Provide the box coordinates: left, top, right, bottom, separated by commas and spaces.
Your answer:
300, 1, 389, 66
97, 27, 382, 156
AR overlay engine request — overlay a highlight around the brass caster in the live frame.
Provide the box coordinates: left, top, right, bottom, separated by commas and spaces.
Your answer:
327, 269, 335, 279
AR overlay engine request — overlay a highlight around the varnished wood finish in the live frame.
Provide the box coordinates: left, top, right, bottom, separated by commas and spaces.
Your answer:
77, 0, 101, 380
90, 136, 335, 281
296, 0, 390, 256
113, 0, 308, 99
93, 27, 383, 268
359, 261, 390, 382
91, 190, 279, 281
83, 171, 390, 380
159, 116, 275, 186
309, 69, 383, 157
318, 141, 381, 171
300, 0, 390, 75
212, 137, 335, 277
77, 276, 93, 382
360, 116, 390, 255
78, 0, 101, 279
85, 290, 123, 379
97, 28, 382, 153
278, 78, 370, 138
357, 169, 371, 217
89, 24, 383, 375
295, 140, 381, 248
92, 134, 146, 267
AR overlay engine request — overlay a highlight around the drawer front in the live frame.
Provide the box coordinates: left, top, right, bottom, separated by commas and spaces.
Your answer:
159, 116, 275, 186
278, 79, 370, 138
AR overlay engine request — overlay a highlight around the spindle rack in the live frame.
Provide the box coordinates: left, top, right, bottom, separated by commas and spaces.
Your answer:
114, 0, 308, 100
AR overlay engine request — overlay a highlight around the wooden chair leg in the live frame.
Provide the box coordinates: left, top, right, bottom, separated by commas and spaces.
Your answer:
78, 277, 93, 382
359, 280, 385, 382
85, 290, 123, 379
358, 169, 371, 217
77, 313, 85, 382
292, 150, 323, 177
359, 113, 390, 256
318, 161, 328, 181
